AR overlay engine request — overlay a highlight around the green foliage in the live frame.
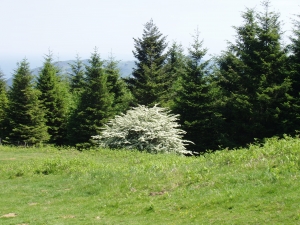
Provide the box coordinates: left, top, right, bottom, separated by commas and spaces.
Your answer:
0, 69, 8, 140
288, 14, 300, 133
163, 42, 187, 108
216, 1, 291, 147
126, 19, 169, 106
68, 54, 86, 94
68, 49, 114, 147
36, 53, 69, 145
6, 59, 49, 145
92, 105, 192, 154
105, 53, 133, 114
2, 1, 300, 152
173, 30, 225, 153
67, 55, 87, 126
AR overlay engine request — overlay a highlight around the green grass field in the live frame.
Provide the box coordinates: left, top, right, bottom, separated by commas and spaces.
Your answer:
0, 136, 299, 224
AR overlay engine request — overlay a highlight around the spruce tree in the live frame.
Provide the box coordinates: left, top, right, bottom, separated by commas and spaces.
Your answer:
255, 1, 291, 137
288, 14, 300, 134
163, 42, 187, 108
126, 19, 168, 106
216, 8, 259, 147
0, 69, 8, 141
67, 54, 86, 114
6, 59, 49, 145
216, 1, 291, 147
68, 54, 86, 94
36, 53, 69, 145
68, 49, 114, 147
173, 31, 225, 153
105, 54, 133, 114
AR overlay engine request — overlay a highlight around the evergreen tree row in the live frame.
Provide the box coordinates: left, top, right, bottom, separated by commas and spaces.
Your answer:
0, 50, 131, 147
1, 0, 300, 153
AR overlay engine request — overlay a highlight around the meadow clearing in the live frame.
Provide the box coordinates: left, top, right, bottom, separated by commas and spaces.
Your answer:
0, 136, 299, 224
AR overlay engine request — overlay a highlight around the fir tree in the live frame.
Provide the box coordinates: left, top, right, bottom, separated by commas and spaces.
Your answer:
173, 31, 225, 153
255, 0, 291, 137
36, 53, 69, 145
105, 53, 133, 114
68, 49, 114, 147
126, 19, 168, 106
163, 42, 187, 108
0, 69, 8, 141
6, 59, 49, 145
67, 54, 86, 113
68, 54, 86, 94
288, 13, 300, 134
216, 8, 259, 147
216, 1, 291, 147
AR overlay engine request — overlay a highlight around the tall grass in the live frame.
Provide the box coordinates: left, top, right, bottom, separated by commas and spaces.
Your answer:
0, 136, 299, 224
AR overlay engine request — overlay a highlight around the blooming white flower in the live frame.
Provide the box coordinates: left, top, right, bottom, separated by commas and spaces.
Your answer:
92, 105, 193, 154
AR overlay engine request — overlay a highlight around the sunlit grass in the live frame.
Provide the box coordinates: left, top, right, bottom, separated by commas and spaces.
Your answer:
0, 136, 299, 224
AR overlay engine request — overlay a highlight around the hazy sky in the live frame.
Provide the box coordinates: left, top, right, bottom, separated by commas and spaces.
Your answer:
1, 0, 299, 78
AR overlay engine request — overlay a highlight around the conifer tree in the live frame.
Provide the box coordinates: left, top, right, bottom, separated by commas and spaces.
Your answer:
67, 54, 86, 113
255, 0, 291, 136
36, 53, 69, 145
216, 1, 291, 147
126, 19, 168, 106
173, 31, 224, 153
69, 54, 86, 94
288, 14, 300, 134
216, 8, 260, 147
163, 42, 187, 108
0, 69, 8, 141
68, 49, 114, 147
6, 59, 49, 145
105, 54, 133, 114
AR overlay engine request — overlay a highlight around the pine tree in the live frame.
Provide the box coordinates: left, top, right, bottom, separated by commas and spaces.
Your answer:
255, 0, 291, 137
163, 42, 187, 108
126, 19, 168, 106
216, 1, 291, 147
0, 69, 8, 141
67, 54, 86, 114
6, 59, 49, 145
105, 53, 133, 114
173, 31, 225, 153
68, 49, 114, 147
216, 8, 259, 147
68, 54, 86, 94
36, 53, 69, 145
288, 14, 300, 134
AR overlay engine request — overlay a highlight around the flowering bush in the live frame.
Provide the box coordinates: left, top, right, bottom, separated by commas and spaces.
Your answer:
92, 105, 192, 154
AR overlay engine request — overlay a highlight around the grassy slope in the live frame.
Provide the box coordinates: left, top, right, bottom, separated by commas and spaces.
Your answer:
0, 136, 299, 225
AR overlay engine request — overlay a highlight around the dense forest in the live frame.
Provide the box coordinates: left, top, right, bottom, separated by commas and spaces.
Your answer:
1, 1, 300, 153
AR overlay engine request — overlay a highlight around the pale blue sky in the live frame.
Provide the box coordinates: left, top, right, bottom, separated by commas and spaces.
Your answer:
1, 0, 299, 78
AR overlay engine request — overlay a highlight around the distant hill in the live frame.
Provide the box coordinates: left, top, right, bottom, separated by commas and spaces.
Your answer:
6, 60, 135, 87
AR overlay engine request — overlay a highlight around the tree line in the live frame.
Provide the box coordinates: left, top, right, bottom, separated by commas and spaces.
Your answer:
0, 1, 300, 153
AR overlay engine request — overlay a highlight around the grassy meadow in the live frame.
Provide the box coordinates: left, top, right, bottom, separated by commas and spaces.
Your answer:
0, 136, 299, 224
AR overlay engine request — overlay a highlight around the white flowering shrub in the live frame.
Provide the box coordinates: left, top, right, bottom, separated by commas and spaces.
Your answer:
92, 105, 192, 154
